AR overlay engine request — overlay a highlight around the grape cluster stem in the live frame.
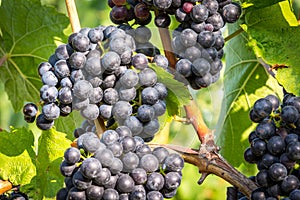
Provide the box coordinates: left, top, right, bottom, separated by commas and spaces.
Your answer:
65, 0, 81, 33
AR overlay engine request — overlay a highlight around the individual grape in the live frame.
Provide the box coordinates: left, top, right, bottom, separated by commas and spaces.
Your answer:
72, 33, 90, 52
134, 25, 152, 43
198, 31, 215, 48
250, 138, 267, 157
267, 136, 285, 155
60, 160, 77, 177
109, 36, 129, 55
120, 48, 133, 65
130, 168, 147, 184
119, 69, 139, 89
164, 153, 184, 172
103, 174, 119, 189
213, 35, 225, 50
129, 185, 146, 200
119, 193, 129, 200
183, 46, 201, 62
281, 175, 299, 194
194, 73, 212, 88
279, 153, 296, 170
289, 189, 300, 200
253, 98, 273, 118
89, 87, 103, 104
23, 103, 38, 118
59, 77, 72, 89
135, 144, 152, 158
281, 106, 299, 124
153, 0, 172, 10
58, 87, 72, 104
153, 54, 169, 69
251, 188, 266, 200
137, 104, 155, 122
146, 191, 164, 200
154, 12, 171, 28
192, 58, 211, 77
139, 154, 159, 172
42, 71, 58, 86
116, 125, 132, 138
116, 174, 135, 193
103, 88, 119, 105
73, 80, 93, 100
67, 187, 87, 200
42, 103, 60, 120
36, 114, 54, 130
38, 62, 52, 77
132, 53, 148, 70
77, 132, 101, 153
255, 120, 276, 139
134, 3, 151, 21
112, 101, 132, 120
142, 87, 159, 105
86, 185, 104, 200
182, 2, 194, 13
284, 133, 298, 145
255, 169, 272, 187
142, 119, 160, 137
118, 87, 136, 102
179, 28, 197, 47
202, 0, 219, 14
88, 27, 104, 43
93, 168, 111, 186
54, 60, 70, 79
139, 68, 157, 87
221, 3, 242, 23
64, 147, 81, 165
152, 147, 169, 164
146, 172, 165, 191
72, 97, 89, 110
107, 142, 123, 157
175, 8, 190, 23
70, 69, 84, 83
260, 153, 278, 169
55, 44, 72, 60
80, 104, 99, 120
99, 104, 113, 119
206, 13, 224, 31
152, 100, 166, 117
69, 52, 86, 69
85, 57, 102, 76
94, 148, 115, 167
286, 141, 300, 161
121, 152, 139, 172
124, 116, 143, 136
101, 130, 120, 146
56, 188, 68, 200
161, 188, 178, 199
109, 157, 123, 174
101, 51, 121, 72
176, 59, 192, 77
191, 4, 209, 23
268, 163, 288, 182
102, 188, 119, 200
72, 170, 92, 190
81, 157, 102, 179
120, 136, 136, 153
264, 94, 280, 111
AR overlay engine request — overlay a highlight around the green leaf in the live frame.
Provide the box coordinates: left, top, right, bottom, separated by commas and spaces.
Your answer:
22, 129, 72, 199
244, 1, 300, 95
54, 111, 84, 140
150, 64, 191, 114
216, 22, 283, 168
0, 127, 36, 186
242, 0, 285, 9
0, 0, 69, 111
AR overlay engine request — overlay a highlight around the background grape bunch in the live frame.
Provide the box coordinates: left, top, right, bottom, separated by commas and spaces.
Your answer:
243, 93, 300, 200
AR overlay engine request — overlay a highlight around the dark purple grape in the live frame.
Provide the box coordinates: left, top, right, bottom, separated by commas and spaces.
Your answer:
253, 98, 273, 118
268, 163, 288, 182
281, 106, 299, 124
221, 3, 242, 23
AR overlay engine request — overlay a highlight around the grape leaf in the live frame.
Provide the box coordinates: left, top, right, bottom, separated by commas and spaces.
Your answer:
244, 1, 300, 95
216, 22, 283, 168
0, 127, 36, 186
0, 0, 69, 111
150, 64, 191, 112
54, 111, 84, 140
242, 0, 285, 8
22, 129, 72, 199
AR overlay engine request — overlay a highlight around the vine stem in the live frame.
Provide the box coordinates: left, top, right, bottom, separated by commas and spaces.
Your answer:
65, 0, 81, 33
65, 0, 106, 136
0, 55, 8, 67
224, 27, 244, 42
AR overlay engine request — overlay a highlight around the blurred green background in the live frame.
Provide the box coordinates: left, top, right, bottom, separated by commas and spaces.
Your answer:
2, 0, 299, 199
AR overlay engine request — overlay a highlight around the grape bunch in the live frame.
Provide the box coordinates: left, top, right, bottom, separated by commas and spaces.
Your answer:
22, 25, 169, 142
242, 93, 300, 200
57, 124, 184, 199
0, 191, 28, 200
171, 0, 241, 89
